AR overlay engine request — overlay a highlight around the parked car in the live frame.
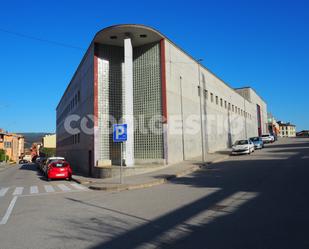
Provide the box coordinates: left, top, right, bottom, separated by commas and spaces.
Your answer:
270, 133, 278, 141
35, 157, 45, 170
42, 157, 65, 174
250, 137, 264, 149
232, 139, 255, 155
261, 134, 274, 143
19, 159, 29, 164
23, 155, 32, 162
45, 159, 72, 181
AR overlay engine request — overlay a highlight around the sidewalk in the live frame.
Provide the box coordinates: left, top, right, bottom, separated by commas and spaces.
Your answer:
73, 150, 230, 191
0, 162, 16, 172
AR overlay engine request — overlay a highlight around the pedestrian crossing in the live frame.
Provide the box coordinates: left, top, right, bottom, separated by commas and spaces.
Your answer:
0, 183, 88, 198
12, 187, 23, 196
44, 185, 55, 193
0, 187, 9, 197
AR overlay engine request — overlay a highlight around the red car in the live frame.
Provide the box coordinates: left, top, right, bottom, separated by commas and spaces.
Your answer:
46, 160, 72, 181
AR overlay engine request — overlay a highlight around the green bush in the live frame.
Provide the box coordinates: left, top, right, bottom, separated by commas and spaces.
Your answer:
40, 147, 56, 158
0, 149, 9, 162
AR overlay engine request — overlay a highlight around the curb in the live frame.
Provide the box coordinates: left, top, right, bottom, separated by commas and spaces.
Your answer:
74, 155, 230, 192
0, 163, 17, 172
87, 165, 201, 191
72, 177, 92, 185
209, 155, 230, 164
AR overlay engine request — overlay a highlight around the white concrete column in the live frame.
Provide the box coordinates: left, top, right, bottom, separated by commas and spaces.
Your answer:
124, 37, 134, 166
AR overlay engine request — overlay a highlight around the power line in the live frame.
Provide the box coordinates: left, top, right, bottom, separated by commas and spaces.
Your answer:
0, 27, 83, 50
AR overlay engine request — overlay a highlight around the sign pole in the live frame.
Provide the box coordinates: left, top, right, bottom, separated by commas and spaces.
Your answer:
113, 124, 127, 184
120, 142, 123, 184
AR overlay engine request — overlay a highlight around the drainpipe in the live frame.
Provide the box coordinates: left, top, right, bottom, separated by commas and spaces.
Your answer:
244, 98, 248, 138
179, 76, 185, 160
197, 59, 205, 162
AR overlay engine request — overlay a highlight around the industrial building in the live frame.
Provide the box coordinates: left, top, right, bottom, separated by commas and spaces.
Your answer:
56, 24, 268, 177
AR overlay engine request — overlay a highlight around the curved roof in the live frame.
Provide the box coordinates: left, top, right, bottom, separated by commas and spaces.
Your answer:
57, 24, 255, 110
93, 24, 165, 47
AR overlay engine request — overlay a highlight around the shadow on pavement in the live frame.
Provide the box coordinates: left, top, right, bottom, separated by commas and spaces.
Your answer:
18, 163, 38, 171
18, 163, 50, 181
61, 139, 309, 249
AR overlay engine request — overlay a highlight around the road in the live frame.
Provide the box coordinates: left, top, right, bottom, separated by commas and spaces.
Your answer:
0, 137, 309, 249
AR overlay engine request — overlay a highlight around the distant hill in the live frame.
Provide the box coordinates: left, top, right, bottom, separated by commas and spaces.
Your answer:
19, 133, 53, 148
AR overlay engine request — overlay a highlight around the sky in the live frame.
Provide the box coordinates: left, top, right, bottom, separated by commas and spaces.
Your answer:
0, 0, 308, 132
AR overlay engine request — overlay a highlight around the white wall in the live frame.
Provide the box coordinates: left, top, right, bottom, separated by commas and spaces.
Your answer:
164, 40, 267, 164
165, 40, 203, 163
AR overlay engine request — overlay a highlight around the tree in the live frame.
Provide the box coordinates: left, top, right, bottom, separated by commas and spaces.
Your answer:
39, 147, 56, 158
0, 149, 9, 162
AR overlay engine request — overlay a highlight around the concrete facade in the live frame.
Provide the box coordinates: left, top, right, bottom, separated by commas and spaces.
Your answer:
165, 41, 268, 163
56, 44, 94, 175
56, 24, 268, 177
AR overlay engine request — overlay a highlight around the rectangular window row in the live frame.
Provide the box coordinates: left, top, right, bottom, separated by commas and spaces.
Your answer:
57, 90, 81, 125
200, 88, 252, 119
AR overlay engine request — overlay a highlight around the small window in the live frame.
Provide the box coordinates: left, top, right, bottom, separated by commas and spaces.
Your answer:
220, 98, 223, 107
216, 96, 218, 105
204, 89, 208, 99
228, 103, 231, 110
210, 93, 214, 102
232, 105, 234, 112
224, 101, 227, 109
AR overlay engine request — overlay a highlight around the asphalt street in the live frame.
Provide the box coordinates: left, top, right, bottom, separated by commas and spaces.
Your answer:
0, 137, 308, 249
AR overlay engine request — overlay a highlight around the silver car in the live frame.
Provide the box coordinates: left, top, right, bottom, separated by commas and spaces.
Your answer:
232, 139, 255, 155
250, 137, 264, 149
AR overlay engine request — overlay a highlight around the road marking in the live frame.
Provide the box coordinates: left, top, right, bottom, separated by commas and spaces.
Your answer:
70, 183, 87, 190
0, 187, 9, 197
0, 196, 18, 225
30, 186, 39, 194
57, 184, 71, 192
12, 187, 24, 196
44, 185, 55, 193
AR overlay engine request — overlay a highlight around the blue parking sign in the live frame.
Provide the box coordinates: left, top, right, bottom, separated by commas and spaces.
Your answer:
113, 124, 127, 142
